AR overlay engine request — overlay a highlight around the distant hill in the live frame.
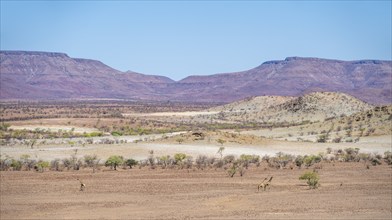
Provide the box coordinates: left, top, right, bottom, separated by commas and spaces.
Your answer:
1, 51, 391, 104
209, 92, 374, 123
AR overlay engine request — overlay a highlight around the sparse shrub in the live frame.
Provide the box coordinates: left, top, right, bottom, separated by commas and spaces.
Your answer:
262, 155, 270, 163
84, 154, 100, 172
0, 123, 11, 131
332, 137, 342, 143
383, 151, 392, 165
223, 155, 235, 164
239, 154, 260, 169
196, 155, 208, 169
299, 171, 319, 189
317, 134, 328, 143
227, 162, 238, 177
268, 152, 294, 169
303, 155, 321, 168
105, 155, 124, 170
184, 156, 193, 169
214, 159, 224, 168
370, 157, 382, 166
19, 154, 36, 171
50, 159, 62, 171
357, 153, 371, 163
295, 155, 304, 168
10, 159, 22, 171
157, 155, 169, 168
36, 160, 49, 172
174, 153, 187, 165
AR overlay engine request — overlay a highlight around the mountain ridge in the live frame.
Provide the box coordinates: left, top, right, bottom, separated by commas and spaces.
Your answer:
1, 50, 391, 104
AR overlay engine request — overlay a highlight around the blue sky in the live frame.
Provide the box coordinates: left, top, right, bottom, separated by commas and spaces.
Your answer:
1, 1, 391, 80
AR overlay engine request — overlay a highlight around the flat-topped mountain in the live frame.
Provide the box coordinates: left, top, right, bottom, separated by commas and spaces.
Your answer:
174, 57, 391, 104
1, 51, 391, 104
0, 51, 173, 100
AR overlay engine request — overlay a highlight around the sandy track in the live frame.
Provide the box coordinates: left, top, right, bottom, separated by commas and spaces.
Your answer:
1, 163, 391, 219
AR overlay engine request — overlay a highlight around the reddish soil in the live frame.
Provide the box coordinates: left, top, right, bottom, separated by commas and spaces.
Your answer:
1, 163, 391, 219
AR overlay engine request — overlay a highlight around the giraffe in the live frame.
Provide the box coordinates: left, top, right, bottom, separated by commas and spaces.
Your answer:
258, 176, 273, 192
77, 178, 86, 191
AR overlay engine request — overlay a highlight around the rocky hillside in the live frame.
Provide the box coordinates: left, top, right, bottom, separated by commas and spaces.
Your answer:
208, 92, 374, 123
1, 51, 391, 104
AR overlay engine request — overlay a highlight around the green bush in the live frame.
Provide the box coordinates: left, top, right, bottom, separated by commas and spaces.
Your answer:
111, 131, 123, 136
105, 155, 124, 170
299, 171, 319, 189
83, 132, 103, 138
125, 158, 138, 169
174, 153, 187, 164
10, 159, 22, 171
36, 161, 50, 172
303, 155, 321, 168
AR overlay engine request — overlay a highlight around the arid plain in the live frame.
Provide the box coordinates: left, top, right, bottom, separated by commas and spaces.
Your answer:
1, 92, 391, 219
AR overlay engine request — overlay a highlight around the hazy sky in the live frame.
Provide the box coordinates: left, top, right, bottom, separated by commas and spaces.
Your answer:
1, 1, 391, 80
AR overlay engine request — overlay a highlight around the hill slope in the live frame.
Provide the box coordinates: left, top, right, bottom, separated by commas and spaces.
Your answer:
208, 92, 374, 123
1, 51, 391, 104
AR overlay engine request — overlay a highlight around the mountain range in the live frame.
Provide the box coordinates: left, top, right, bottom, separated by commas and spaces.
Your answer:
0, 51, 391, 104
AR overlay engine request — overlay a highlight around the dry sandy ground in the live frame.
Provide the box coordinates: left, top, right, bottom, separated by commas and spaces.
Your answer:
1, 163, 391, 219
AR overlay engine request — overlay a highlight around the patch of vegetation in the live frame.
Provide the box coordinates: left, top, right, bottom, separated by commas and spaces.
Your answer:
299, 171, 319, 189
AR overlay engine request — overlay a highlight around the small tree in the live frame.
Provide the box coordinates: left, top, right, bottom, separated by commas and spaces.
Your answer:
105, 155, 124, 170
299, 171, 319, 189
84, 154, 100, 172
295, 155, 304, 168
158, 155, 170, 168
228, 163, 238, 178
125, 158, 138, 169
317, 134, 328, 143
10, 159, 22, 171
174, 153, 187, 165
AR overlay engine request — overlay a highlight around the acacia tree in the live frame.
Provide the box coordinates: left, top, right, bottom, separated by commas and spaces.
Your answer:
84, 154, 100, 173
105, 155, 124, 170
125, 158, 138, 169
